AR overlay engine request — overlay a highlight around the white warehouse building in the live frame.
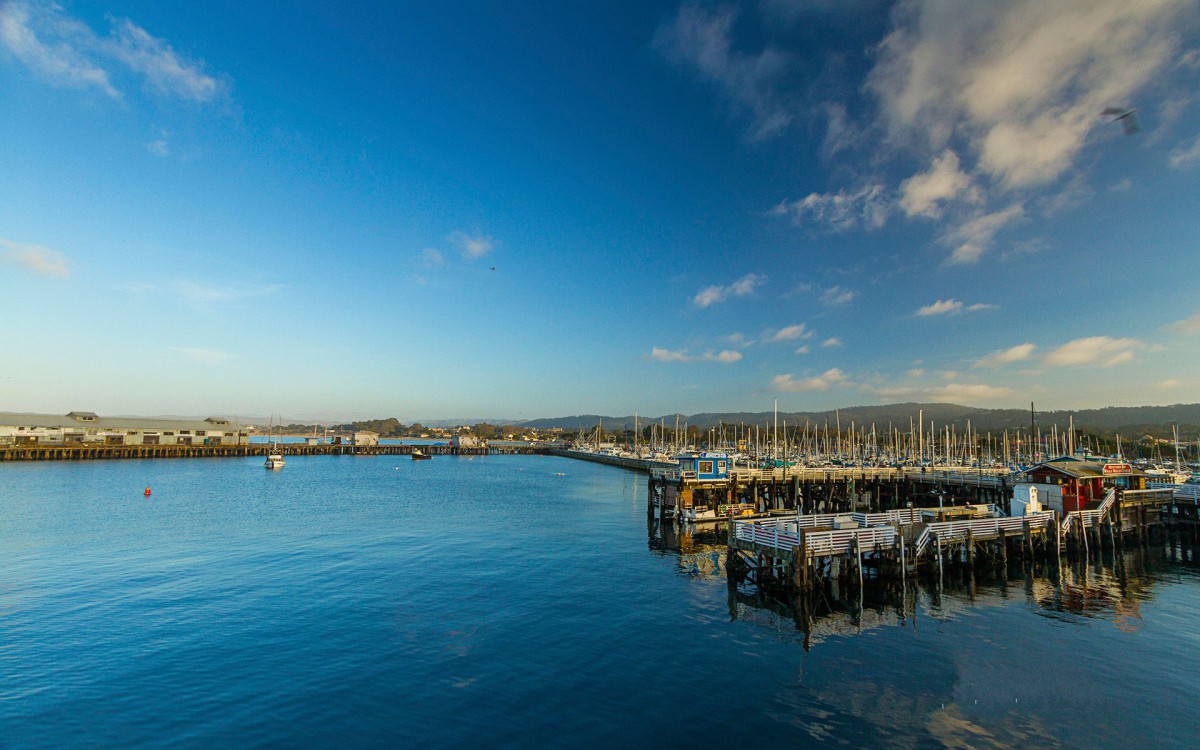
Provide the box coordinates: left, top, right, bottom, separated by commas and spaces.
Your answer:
0, 412, 249, 447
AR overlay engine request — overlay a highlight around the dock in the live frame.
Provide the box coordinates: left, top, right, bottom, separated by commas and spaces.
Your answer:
0, 442, 542, 461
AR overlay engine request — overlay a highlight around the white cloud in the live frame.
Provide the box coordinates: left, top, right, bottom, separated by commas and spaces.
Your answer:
906, 368, 924, 378
771, 183, 890, 232
928, 383, 1014, 401
1044, 336, 1144, 367
650, 347, 689, 362
449, 231, 494, 259
976, 343, 1036, 367
942, 203, 1025, 264
0, 2, 224, 103
794, 345, 810, 355
707, 350, 743, 363
420, 248, 444, 267
766, 323, 811, 343
820, 285, 856, 306
772, 368, 847, 392
0, 237, 69, 277
1169, 134, 1200, 169
868, 0, 1188, 189
693, 272, 766, 307
1171, 313, 1200, 334
654, 4, 793, 139
170, 347, 234, 365
649, 347, 742, 364
915, 299, 961, 316
771, 0, 1189, 263
0, 1, 119, 97
106, 19, 221, 103
899, 150, 979, 218
147, 130, 169, 156
1159, 378, 1182, 389
869, 381, 1014, 404
820, 337, 842, 348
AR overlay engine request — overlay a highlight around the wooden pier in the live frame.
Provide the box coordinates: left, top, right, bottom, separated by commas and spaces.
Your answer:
723, 484, 1196, 597
0, 442, 543, 462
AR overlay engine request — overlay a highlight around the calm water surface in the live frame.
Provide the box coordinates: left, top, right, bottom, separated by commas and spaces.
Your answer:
3, 455, 1199, 748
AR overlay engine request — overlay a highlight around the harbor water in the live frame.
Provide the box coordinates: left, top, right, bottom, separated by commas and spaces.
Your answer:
3, 455, 1199, 748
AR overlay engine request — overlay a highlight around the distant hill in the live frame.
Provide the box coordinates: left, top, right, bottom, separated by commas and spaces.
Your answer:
517, 403, 1200, 438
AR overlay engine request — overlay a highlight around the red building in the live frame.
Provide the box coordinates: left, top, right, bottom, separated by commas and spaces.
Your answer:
1025, 458, 1147, 513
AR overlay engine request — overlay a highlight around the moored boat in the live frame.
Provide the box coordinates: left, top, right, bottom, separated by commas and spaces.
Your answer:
412, 449, 432, 461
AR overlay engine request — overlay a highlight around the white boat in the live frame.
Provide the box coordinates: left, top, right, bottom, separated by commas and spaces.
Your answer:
264, 414, 285, 469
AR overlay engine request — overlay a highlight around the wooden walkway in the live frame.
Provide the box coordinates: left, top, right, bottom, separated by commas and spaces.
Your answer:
0, 442, 542, 461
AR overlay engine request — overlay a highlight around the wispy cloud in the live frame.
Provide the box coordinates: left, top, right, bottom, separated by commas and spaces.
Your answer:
169, 346, 234, 365
420, 248, 444, 267
772, 368, 847, 392
914, 298, 995, 317
168, 279, 283, 306
147, 129, 169, 156
764, 323, 811, 343
820, 337, 842, 348
654, 4, 793, 140
1171, 313, 1200, 334
693, 272, 765, 308
941, 203, 1025, 264
1169, 133, 1200, 169
0, 1, 225, 103
770, 183, 890, 232
0, 237, 69, 277
105, 19, 221, 102
649, 347, 742, 363
871, 381, 1014, 404
976, 343, 1036, 368
915, 299, 960, 316
1044, 336, 1144, 367
449, 231, 494, 259
820, 285, 856, 306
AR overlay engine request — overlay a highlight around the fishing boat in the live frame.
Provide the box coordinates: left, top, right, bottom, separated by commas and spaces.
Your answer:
411, 449, 432, 461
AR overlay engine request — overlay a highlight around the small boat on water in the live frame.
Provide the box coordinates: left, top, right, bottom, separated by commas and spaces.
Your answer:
412, 449, 432, 461
264, 415, 285, 469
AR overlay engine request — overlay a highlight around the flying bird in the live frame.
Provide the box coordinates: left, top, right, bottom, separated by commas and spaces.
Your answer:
490, 266, 496, 271
1101, 107, 1140, 135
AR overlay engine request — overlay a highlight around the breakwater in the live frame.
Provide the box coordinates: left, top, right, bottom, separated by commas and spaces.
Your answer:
0, 442, 543, 461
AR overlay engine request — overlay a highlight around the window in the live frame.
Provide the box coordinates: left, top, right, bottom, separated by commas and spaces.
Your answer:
699, 460, 714, 474
718, 461, 727, 472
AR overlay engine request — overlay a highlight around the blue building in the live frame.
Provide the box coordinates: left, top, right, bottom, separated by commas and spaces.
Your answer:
677, 452, 730, 480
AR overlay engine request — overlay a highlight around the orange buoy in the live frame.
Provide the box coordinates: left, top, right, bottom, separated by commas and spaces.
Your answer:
144, 487, 152, 497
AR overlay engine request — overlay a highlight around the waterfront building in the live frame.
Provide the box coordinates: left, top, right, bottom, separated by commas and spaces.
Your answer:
1024, 457, 1147, 513
0, 412, 248, 447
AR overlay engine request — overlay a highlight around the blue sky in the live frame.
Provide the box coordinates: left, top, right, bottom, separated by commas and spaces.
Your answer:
2, 0, 1199, 421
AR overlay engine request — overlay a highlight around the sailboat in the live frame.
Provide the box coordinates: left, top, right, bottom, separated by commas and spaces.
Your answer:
264, 415, 285, 470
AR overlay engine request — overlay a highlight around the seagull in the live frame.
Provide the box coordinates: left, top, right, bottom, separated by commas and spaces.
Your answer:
490, 266, 496, 271
1101, 107, 1141, 135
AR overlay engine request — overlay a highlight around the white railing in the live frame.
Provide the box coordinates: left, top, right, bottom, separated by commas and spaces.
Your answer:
917, 513, 1053, 559
803, 526, 897, 557
1062, 488, 1116, 534
1147, 483, 1200, 503
850, 508, 923, 527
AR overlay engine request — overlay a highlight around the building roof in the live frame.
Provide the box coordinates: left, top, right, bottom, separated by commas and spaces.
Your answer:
0, 412, 247, 432
1031, 457, 1143, 479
